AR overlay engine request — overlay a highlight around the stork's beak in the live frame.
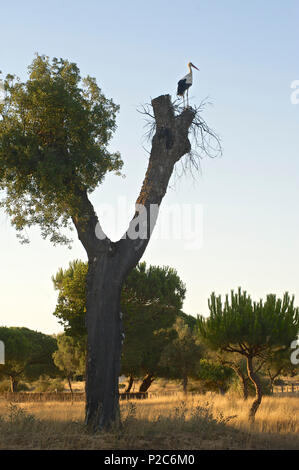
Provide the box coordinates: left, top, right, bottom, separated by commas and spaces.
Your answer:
191, 63, 199, 71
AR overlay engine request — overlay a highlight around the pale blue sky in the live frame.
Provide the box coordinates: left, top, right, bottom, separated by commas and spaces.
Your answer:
0, 0, 299, 333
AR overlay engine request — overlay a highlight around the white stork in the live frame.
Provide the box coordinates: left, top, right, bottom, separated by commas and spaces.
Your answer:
177, 62, 199, 108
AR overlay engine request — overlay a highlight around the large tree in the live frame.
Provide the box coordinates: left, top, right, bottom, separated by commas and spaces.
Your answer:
0, 327, 58, 391
121, 262, 187, 392
159, 317, 204, 394
122, 303, 184, 393
52, 259, 188, 392
0, 55, 219, 430
52, 260, 186, 342
52, 260, 88, 346
198, 288, 299, 422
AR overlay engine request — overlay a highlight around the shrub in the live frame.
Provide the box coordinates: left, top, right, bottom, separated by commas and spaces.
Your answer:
0, 380, 11, 392
227, 374, 272, 398
0, 380, 29, 393
33, 376, 65, 392
6, 402, 37, 429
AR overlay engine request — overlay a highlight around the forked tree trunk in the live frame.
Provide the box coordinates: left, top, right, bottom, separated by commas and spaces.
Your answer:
246, 356, 263, 423
267, 368, 282, 395
139, 374, 155, 393
73, 95, 195, 431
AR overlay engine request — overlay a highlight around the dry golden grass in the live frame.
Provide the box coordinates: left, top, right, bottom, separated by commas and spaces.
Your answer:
0, 393, 298, 450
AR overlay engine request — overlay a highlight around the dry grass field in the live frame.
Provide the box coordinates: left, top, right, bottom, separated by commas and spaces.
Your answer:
0, 391, 298, 450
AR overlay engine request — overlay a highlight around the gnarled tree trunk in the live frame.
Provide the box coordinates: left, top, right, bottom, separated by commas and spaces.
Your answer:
139, 374, 155, 393
247, 356, 263, 423
240, 373, 249, 401
73, 95, 195, 431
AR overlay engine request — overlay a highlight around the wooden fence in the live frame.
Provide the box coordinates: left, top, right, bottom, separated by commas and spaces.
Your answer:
2, 387, 298, 403
148, 391, 202, 398
0, 391, 148, 403
273, 384, 299, 396
0, 392, 85, 402
119, 392, 148, 400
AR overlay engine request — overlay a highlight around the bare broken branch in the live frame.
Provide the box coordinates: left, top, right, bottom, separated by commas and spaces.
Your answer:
138, 96, 222, 181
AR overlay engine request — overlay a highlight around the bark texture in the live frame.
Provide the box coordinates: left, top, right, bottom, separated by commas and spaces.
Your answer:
125, 375, 134, 393
224, 361, 249, 400
72, 95, 195, 431
139, 374, 155, 393
239, 372, 249, 401
247, 356, 263, 423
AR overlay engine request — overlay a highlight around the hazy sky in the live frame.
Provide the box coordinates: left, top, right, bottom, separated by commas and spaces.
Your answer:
0, 0, 299, 334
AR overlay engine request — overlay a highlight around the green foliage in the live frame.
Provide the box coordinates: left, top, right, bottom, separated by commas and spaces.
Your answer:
122, 262, 186, 310
0, 327, 31, 378
228, 373, 271, 397
33, 375, 65, 392
118, 263, 187, 379
260, 347, 299, 391
0, 327, 58, 388
52, 260, 185, 339
19, 328, 59, 380
264, 348, 295, 377
159, 317, 204, 385
52, 260, 88, 342
6, 402, 38, 430
197, 359, 233, 393
52, 333, 85, 380
121, 303, 178, 379
52, 259, 188, 379
0, 54, 122, 244
0, 379, 29, 392
0, 380, 10, 392
198, 288, 299, 356
198, 288, 299, 420
178, 311, 197, 331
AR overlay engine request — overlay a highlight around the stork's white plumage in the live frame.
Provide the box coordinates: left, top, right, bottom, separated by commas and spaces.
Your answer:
177, 62, 199, 108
